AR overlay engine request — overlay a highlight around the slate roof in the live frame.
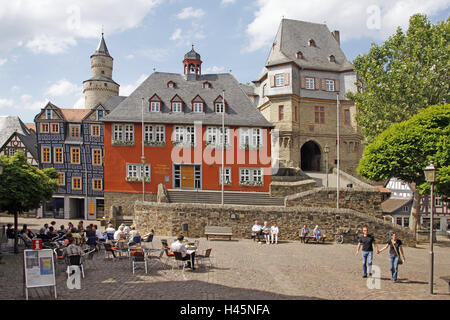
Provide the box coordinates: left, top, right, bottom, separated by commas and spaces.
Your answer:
91, 33, 111, 58
103, 96, 127, 111
381, 198, 412, 214
103, 72, 273, 128
82, 76, 119, 86
254, 19, 354, 82
0, 116, 38, 160
184, 46, 201, 60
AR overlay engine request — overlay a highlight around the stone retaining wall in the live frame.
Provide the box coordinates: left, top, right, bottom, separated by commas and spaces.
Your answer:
134, 201, 416, 246
269, 179, 317, 197
104, 192, 156, 222
286, 188, 383, 219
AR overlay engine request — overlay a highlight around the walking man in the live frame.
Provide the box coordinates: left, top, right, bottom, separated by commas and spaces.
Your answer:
355, 226, 378, 278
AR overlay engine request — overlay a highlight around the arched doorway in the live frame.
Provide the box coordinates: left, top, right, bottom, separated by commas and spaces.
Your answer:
300, 141, 321, 171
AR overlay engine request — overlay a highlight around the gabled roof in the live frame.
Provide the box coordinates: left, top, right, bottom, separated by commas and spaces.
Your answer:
0, 116, 38, 160
59, 109, 91, 123
104, 72, 272, 128
254, 19, 354, 82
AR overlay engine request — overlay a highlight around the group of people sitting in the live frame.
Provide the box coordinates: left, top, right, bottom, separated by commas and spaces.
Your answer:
104, 223, 154, 245
299, 224, 323, 242
251, 220, 280, 244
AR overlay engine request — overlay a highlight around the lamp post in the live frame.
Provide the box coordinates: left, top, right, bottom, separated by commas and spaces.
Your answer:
323, 144, 329, 188
141, 98, 145, 202
424, 160, 436, 294
336, 94, 340, 209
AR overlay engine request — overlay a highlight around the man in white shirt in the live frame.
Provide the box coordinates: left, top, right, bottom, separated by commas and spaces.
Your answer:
252, 220, 263, 243
113, 225, 124, 240
171, 235, 195, 270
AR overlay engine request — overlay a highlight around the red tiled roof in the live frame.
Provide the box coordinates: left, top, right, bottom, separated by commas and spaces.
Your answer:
375, 185, 391, 193
60, 109, 91, 122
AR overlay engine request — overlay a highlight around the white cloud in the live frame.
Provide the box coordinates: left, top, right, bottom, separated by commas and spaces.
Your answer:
205, 66, 225, 73
0, 98, 14, 109
176, 7, 205, 19
221, 0, 236, 5
74, 96, 85, 109
170, 28, 183, 41
169, 23, 206, 46
20, 94, 32, 101
120, 74, 149, 96
0, 0, 163, 55
22, 98, 50, 111
45, 79, 81, 97
245, 0, 450, 52
0, 58, 7, 66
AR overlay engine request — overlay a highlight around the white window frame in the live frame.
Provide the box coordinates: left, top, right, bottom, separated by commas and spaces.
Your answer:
172, 126, 195, 147
215, 103, 224, 114
193, 102, 203, 113
274, 74, 284, 87
150, 101, 160, 112
305, 77, 315, 90
239, 127, 263, 149
206, 127, 229, 148
325, 79, 335, 92
219, 167, 232, 186
112, 124, 134, 145
172, 102, 182, 113
126, 163, 151, 182
144, 125, 165, 145
239, 168, 264, 186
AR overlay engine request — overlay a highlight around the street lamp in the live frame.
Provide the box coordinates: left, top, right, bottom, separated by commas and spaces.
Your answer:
424, 160, 436, 294
323, 144, 329, 188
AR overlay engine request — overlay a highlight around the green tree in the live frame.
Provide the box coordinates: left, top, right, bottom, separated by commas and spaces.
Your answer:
357, 104, 450, 235
0, 151, 58, 253
347, 14, 449, 143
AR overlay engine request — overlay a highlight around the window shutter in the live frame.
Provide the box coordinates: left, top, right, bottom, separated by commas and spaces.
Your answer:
321, 79, 326, 91
300, 77, 306, 89
315, 78, 321, 90
284, 73, 290, 86
335, 79, 340, 92
270, 75, 275, 87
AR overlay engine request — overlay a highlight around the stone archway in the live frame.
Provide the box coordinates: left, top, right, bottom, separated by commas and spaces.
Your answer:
300, 141, 321, 171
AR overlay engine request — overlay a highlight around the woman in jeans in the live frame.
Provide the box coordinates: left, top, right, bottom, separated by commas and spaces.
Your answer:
378, 232, 406, 282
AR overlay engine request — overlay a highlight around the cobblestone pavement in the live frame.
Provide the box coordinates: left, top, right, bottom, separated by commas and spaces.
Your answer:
0, 217, 449, 300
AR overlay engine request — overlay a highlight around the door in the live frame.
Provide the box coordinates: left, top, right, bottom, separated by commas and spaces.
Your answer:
181, 166, 195, 188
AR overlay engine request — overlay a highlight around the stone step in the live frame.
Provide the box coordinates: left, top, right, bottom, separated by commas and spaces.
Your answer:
167, 190, 285, 206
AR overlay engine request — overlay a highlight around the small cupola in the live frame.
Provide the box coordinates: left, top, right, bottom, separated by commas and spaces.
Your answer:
183, 44, 202, 75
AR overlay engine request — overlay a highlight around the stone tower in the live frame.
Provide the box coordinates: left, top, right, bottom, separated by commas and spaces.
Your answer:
83, 33, 120, 109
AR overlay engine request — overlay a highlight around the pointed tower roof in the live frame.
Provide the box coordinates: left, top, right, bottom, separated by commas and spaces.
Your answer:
91, 33, 111, 58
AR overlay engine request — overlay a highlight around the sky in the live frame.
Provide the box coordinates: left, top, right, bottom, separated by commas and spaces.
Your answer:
0, 0, 448, 123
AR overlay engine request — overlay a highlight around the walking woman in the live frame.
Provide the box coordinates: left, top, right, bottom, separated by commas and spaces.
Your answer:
378, 232, 406, 282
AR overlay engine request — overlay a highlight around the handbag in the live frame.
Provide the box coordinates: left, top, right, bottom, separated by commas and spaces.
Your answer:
392, 240, 403, 264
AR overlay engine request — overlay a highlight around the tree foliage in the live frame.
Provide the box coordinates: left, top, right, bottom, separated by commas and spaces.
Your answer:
347, 14, 449, 142
357, 104, 449, 196
0, 152, 58, 215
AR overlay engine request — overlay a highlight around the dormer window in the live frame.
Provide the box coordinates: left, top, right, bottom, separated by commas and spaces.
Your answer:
192, 95, 205, 113
149, 94, 162, 112
329, 55, 336, 63
214, 96, 226, 114
203, 81, 211, 89
296, 51, 303, 59
97, 109, 104, 120
167, 81, 175, 88
170, 94, 184, 113
308, 39, 316, 47
46, 109, 52, 120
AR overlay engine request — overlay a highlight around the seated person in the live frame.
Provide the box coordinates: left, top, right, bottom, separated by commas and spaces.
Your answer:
70, 228, 83, 245
144, 228, 155, 242
36, 227, 53, 242
63, 237, 83, 258
58, 225, 67, 237
299, 225, 309, 243
105, 224, 115, 240
170, 235, 195, 269
47, 226, 59, 240
85, 225, 96, 238
114, 225, 125, 240
20, 224, 35, 239
6, 224, 16, 239
313, 225, 322, 242
128, 226, 141, 244
93, 225, 105, 242
251, 220, 263, 243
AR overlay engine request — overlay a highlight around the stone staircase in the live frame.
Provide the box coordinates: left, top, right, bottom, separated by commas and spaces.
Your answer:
167, 190, 285, 206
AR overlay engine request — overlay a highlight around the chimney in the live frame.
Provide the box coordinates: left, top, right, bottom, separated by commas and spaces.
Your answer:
331, 30, 340, 46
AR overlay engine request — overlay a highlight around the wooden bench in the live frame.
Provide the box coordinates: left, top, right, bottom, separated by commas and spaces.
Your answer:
441, 276, 450, 292
301, 235, 326, 244
205, 226, 232, 241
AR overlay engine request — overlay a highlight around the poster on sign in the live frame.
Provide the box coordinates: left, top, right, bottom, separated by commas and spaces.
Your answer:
23, 249, 57, 299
